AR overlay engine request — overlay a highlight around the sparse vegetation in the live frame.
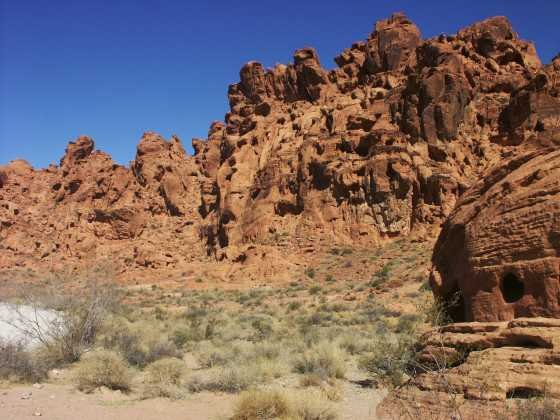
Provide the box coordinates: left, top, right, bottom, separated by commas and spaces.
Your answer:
4, 238, 530, 418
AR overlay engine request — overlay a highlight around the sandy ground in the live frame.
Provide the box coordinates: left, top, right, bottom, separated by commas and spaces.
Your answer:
0, 379, 385, 420
0, 384, 235, 420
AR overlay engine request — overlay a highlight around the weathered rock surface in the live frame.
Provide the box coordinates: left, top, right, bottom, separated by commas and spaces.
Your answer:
378, 318, 560, 419
1, 14, 558, 281
0, 133, 207, 279
430, 147, 560, 322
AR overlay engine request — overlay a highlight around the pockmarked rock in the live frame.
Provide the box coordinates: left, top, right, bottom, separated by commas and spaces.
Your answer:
1, 14, 558, 282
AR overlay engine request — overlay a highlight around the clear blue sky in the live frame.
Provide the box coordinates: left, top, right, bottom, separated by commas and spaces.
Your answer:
1, 0, 559, 168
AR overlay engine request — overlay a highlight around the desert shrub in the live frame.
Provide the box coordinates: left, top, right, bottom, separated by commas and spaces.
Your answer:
358, 333, 416, 387
7, 268, 120, 364
305, 268, 316, 279
72, 349, 131, 393
338, 334, 372, 355
100, 318, 181, 367
251, 317, 274, 340
287, 301, 302, 312
142, 357, 186, 399
329, 248, 341, 255
421, 292, 462, 326
369, 263, 394, 287
395, 313, 421, 333
0, 340, 49, 382
299, 375, 343, 402
309, 286, 322, 295
188, 357, 286, 393
293, 342, 346, 379
251, 341, 281, 360
195, 341, 238, 368
305, 310, 333, 327
231, 389, 291, 420
171, 327, 191, 349
290, 390, 339, 419
231, 389, 338, 420
188, 366, 252, 393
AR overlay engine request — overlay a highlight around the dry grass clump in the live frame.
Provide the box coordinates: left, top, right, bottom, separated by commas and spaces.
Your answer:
337, 334, 373, 355
231, 388, 338, 420
188, 358, 286, 393
293, 342, 346, 379
299, 374, 343, 402
358, 332, 416, 387
188, 365, 253, 393
231, 389, 291, 420
99, 317, 182, 367
72, 349, 132, 393
142, 357, 186, 399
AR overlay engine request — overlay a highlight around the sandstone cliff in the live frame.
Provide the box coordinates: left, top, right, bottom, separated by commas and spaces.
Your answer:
1, 14, 559, 281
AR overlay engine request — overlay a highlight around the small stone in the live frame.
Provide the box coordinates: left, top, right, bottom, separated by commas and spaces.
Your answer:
33, 411, 42, 416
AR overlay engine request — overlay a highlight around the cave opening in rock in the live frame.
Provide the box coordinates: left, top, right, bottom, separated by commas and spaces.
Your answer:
506, 387, 544, 399
501, 273, 524, 303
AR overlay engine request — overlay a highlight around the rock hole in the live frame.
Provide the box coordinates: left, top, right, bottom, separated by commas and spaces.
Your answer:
309, 162, 330, 190
220, 210, 236, 225
501, 273, 524, 303
67, 180, 81, 194
506, 387, 544, 399
509, 338, 551, 349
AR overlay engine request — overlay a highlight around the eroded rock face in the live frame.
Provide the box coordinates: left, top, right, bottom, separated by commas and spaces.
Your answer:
378, 318, 560, 419
1, 13, 559, 280
0, 133, 206, 278
431, 147, 560, 322
199, 14, 555, 259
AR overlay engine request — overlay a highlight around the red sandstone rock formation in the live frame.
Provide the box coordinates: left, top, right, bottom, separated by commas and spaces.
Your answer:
378, 317, 560, 419
431, 146, 560, 322
1, 14, 559, 281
